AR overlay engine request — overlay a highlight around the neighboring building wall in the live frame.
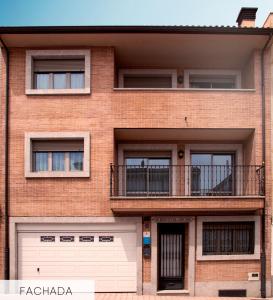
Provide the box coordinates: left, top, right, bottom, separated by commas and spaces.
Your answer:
0, 46, 6, 280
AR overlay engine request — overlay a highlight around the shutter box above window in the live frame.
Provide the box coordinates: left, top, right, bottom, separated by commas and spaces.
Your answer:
32, 139, 84, 152
33, 59, 85, 72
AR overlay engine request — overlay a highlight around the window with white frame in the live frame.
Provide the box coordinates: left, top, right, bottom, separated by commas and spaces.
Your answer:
202, 221, 255, 255
32, 140, 84, 172
196, 216, 260, 261
33, 59, 85, 90
118, 69, 177, 88
25, 133, 90, 177
184, 70, 241, 89
26, 50, 91, 94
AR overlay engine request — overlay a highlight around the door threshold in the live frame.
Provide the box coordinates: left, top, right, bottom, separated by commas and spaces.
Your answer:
157, 289, 189, 296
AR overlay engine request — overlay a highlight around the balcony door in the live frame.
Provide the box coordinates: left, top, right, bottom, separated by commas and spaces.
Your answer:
191, 153, 234, 196
125, 157, 171, 196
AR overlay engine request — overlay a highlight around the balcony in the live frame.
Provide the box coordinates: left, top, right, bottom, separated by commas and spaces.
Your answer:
110, 164, 265, 213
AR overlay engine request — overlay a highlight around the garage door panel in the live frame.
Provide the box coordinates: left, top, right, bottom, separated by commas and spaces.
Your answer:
19, 263, 137, 277
19, 248, 136, 262
19, 232, 136, 246
18, 228, 137, 292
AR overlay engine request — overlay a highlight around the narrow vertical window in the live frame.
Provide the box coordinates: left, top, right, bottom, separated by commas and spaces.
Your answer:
52, 152, 65, 171
70, 152, 83, 171
33, 152, 48, 171
53, 73, 67, 89
71, 72, 84, 89
35, 73, 50, 89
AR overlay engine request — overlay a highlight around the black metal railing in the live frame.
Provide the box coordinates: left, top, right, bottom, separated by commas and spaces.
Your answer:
110, 164, 264, 197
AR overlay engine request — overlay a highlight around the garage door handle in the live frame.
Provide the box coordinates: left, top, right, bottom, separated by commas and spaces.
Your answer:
37, 268, 40, 273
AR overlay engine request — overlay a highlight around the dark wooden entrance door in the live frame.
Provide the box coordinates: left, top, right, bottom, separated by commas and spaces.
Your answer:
158, 223, 184, 290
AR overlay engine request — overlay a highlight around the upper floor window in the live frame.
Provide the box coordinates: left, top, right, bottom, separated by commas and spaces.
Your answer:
34, 59, 85, 90
189, 75, 236, 89
184, 69, 241, 89
118, 69, 177, 88
26, 50, 91, 95
25, 132, 90, 177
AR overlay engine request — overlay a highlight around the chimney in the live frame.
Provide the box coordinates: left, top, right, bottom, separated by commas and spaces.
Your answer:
263, 12, 273, 28
236, 7, 258, 27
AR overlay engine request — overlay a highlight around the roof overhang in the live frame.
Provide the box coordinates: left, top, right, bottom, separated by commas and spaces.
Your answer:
114, 128, 254, 142
0, 26, 271, 68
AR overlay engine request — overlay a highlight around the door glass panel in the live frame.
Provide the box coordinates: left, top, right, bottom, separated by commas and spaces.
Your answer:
125, 157, 170, 195
191, 154, 211, 195
191, 153, 233, 195
148, 159, 170, 194
212, 155, 233, 194
125, 158, 148, 194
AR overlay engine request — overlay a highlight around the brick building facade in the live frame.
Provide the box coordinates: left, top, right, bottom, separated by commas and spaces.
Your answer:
0, 7, 273, 297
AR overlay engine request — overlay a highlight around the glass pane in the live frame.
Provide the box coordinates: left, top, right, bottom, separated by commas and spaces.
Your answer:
125, 158, 147, 166
71, 72, 84, 89
212, 155, 233, 194
125, 158, 147, 194
33, 152, 48, 171
148, 158, 170, 194
190, 82, 211, 88
191, 153, 233, 195
70, 152, 83, 171
52, 152, 65, 171
191, 154, 211, 195
212, 82, 235, 89
53, 73, 67, 89
35, 73, 50, 89
123, 75, 172, 88
203, 222, 254, 255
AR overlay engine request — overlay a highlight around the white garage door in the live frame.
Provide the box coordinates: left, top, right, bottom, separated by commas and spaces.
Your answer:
18, 224, 137, 292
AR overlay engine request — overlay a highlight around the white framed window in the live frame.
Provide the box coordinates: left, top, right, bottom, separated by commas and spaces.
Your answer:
25, 132, 90, 178
196, 216, 260, 261
25, 50, 91, 95
184, 69, 241, 89
118, 69, 177, 88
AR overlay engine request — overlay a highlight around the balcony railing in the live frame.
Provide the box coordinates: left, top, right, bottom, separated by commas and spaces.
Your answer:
110, 165, 264, 197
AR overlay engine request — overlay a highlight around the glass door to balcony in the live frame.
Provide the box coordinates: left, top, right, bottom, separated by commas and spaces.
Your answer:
191, 153, 234, 196
125, 157, 171, 196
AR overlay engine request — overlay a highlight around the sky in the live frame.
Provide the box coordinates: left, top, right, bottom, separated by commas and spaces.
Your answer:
0, 0, 272, 27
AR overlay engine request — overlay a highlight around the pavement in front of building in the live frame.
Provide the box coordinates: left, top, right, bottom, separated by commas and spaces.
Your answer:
95, 294, 273, 300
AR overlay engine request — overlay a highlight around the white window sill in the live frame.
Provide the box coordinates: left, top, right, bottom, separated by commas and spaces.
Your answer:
197, 253, 260, 261
25, 171, 90, 178
26, 88, 91, 95
113, 88, 256, 92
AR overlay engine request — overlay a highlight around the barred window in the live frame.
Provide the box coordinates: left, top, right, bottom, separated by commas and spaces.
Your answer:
202, 222, 255, 255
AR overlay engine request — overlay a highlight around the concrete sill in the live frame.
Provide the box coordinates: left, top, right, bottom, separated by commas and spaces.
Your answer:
110, 196, 265, 200
157, 289, 189, 296
113, 88, 256, 92
26, 88, 91, 95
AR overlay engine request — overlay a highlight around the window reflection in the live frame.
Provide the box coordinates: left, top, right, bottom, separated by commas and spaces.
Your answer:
191, 153, 234, 196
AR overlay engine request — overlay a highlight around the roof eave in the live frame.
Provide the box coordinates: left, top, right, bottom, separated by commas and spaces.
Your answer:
0, 25, 271, 35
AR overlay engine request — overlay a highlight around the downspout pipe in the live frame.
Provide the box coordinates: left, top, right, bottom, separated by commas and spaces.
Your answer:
260, 32, 273, 298
0, 37, 10, 280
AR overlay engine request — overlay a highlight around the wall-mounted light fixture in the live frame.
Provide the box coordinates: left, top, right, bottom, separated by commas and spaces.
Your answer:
178, 150, 184, 159
177, 75, 183, 84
